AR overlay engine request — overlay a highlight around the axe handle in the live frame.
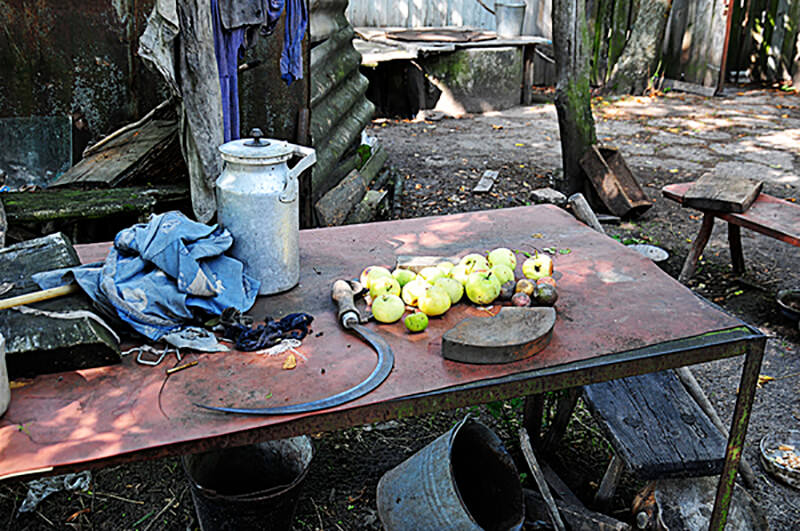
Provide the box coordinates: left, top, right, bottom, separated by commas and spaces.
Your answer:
331, 279, 359, 323
0, 283, 80, 311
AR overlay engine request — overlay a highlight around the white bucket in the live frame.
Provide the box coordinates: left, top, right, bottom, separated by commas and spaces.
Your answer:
0, 334, 9, 416
495, 1, 526, 38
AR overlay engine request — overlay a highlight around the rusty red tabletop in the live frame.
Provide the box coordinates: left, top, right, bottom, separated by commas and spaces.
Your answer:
0, 205, 764, 484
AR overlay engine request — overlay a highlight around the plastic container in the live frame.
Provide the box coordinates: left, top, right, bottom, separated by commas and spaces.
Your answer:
182, 436, 313, 530
495, 1, 526, 38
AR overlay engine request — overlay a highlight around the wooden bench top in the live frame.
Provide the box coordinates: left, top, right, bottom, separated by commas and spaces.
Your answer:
663, 182, 800, 247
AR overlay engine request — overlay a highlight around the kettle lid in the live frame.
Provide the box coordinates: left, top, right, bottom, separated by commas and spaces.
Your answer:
219, 128, 294, 162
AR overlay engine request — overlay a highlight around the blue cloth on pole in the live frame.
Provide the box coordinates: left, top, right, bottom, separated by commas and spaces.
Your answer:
264, 0, 307, 85
211, 0, 247, 142
33, 211, 260, 346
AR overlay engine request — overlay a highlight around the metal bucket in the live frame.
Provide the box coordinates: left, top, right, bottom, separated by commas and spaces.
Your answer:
495, 1, 526, 38
0, 334, 8, 416
182, 436, 313, 531
376, 417, 524, 530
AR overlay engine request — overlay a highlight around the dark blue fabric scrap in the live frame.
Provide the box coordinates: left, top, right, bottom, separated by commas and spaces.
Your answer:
223, 312, 313, 351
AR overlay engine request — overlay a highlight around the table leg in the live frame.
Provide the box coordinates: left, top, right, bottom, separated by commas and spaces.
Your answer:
679, 214, 715, 283
524, 394, 546, 446
708, 342, 764, 530
728, 223, 745, 276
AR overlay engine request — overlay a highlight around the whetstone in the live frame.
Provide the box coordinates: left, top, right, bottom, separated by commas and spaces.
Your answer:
683, 173, 763, 213
0, 233, 120, 378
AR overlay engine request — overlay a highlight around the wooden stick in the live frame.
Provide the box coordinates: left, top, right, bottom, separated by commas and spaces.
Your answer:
0, 283, 80, 311
674, 367, 756, 489
567, 193, 606, 234
520, 427, 566, 531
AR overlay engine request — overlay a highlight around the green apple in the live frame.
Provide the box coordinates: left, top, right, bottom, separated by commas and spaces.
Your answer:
522, 254, 554, 280
451, 263, 471, 285
465, 271, 502, 305
371, 294, 405, 323
404, 312, 429, 333
418, 266, 445, 284
433, 277, 464, 304
487, 247, 517, 270
490, 264, 515, 286
369, 276, 401, 298
401, 278, 429, 306
360, 266, 392, 289
436, 261, 455, 275
459, 253, 489, 272
392, 268, 417, 288
417, 285, 452, 316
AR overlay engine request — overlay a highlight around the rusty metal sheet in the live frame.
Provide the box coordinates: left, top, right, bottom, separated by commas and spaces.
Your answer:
0, 205, 754, 480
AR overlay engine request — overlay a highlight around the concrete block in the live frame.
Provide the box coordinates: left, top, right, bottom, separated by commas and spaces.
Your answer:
421, 47, 523, 116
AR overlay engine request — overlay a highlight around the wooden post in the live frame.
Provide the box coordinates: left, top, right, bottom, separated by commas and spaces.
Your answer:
551, 0, 598, 196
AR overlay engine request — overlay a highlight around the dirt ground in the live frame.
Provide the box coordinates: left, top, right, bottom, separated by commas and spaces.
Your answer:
2, 87, 799, 530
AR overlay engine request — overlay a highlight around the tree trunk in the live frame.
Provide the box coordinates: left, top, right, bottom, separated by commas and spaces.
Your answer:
552, 0, 597, 196
606, 0, 673, 95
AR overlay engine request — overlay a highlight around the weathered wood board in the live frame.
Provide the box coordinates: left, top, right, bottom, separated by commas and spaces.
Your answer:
583, 371, 727, 479
51, 119, 182, 188
0, 233, 120, 378
473, 170, 499, 193
683, 173, 763, 213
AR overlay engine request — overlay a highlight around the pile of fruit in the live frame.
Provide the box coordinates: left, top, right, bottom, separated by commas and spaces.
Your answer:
360, 248, 558, 333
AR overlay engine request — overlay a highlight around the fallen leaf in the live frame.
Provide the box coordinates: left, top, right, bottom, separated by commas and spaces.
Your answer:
283, 353, 297, 370
514, 143, 525, 147
757, 374, 774, 388
9, 380, 32, 390
531, 233, 544, 239
491, 124, 504, 130
66, 508, 91, 522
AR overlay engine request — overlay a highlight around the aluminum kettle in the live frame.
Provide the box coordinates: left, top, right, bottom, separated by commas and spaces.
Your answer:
216, 128, 316, 295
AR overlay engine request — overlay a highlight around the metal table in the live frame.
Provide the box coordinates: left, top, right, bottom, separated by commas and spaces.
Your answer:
0, 205, 765, 530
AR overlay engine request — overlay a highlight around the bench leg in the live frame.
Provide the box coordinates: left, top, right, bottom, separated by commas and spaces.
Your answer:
679, 214, 715, 283
728, 223, 746, 276
709, 342, 765, 530
594, 455, 625, 510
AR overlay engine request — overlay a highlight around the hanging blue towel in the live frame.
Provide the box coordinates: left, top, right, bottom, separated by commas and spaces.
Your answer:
33, 211, 260, 347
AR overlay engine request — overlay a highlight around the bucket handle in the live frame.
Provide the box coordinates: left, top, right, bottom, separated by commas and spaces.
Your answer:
280, 144, 317, 203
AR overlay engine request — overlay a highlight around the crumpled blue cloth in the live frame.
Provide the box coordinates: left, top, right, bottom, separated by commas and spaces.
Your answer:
33, 211, 260, 347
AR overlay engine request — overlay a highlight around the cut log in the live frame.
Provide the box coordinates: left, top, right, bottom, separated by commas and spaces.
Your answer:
314, 169, 368, 226
0, 233, 120, 378
683, 173, 763, 213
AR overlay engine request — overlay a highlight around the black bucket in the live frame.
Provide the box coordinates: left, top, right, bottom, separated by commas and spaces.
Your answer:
182, 436, 313, 531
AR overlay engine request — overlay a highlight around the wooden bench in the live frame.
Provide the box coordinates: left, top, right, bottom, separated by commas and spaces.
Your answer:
583, 371, 727, 505
663, 182, 800, 283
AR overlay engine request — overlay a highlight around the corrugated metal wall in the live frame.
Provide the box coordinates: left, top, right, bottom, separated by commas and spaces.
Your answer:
309, 0, 375, 204
345, 0, 553, 38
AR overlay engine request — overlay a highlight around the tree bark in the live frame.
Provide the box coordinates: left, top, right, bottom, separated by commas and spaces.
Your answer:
605, 0, 673, 95
551, 0, 597, 196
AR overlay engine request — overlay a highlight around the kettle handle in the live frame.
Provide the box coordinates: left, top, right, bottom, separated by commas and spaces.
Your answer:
280, 144, 317, 203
